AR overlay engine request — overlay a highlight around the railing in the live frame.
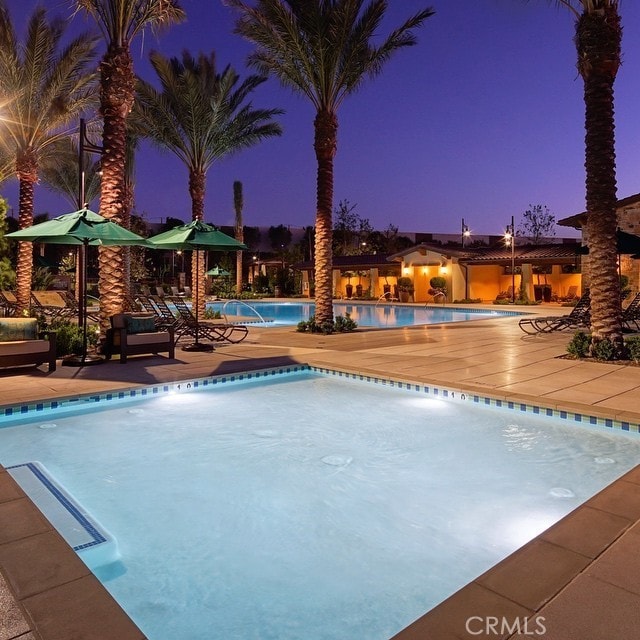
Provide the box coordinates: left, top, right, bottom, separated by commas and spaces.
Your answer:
221, 299, 268, 324
426, 290, 446, 306
375, 292, 396, 307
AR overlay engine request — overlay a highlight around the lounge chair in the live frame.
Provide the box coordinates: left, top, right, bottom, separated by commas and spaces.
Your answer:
170, 286, 185, 297
168, 296, 248, 345
622, 292, 640, 332
0, 290, 19, 316
59, 291, 100, 323
519, 289, 590, 334
559, 285, 579, 302
137, 295, 184, 332
155, 285, 167, 298
182, 285, 192, 298
30, 290, 75, 321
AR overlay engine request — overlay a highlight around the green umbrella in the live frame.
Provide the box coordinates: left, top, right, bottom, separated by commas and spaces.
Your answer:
6, 208, 147, 246
147, 221, 247, 351
7, 208, 147, 365
206, 266, 231, 277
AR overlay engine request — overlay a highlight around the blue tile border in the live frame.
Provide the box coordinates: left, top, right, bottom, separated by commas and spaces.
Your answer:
0, 363, 638, 436
6, 462, 106, 551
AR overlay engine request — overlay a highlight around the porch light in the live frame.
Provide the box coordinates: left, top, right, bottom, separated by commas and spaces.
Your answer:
403, 267, 410, 276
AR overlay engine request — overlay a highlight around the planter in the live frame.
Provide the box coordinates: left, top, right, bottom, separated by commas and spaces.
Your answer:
534, 285, 552, 302
274, 286, 282, 297
355, 284, 363, 298
345, 284, 353, 298
383, 284, 391, 296
399, 291, 411, 303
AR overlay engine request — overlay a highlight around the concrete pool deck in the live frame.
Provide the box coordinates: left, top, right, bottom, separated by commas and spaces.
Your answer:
1, 302, 640, 639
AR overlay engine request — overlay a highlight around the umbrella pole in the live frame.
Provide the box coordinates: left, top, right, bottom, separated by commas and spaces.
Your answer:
182, 247, 213, 352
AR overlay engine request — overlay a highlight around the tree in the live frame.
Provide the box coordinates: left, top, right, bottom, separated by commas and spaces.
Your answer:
0, 3, 98, 313
0, 195, 15, 290
518, 204, 556, 244
234, 181, 244, 295
134, 49, 282, 317
40, 138, 102, 208
543, 1, 623, 354
76, 0, 185, 330
226, 0, 434, 325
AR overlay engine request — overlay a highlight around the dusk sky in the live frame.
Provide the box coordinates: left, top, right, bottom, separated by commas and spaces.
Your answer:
2, 0, 639, 238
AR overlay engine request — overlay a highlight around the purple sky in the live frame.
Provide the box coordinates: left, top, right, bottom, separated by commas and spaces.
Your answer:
2, 0, 639, 238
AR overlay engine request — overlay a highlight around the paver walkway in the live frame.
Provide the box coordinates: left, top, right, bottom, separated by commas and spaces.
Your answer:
2, 307, 640, 639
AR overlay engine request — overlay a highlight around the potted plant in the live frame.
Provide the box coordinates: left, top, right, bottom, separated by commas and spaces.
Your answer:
397, 276, 414, 302
344, 271, 354, 298
428, 276, 447, 301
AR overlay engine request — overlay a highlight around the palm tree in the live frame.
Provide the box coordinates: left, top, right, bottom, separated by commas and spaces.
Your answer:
234, 180, 244, 296
75, 0, 185, 329
545, 1, 623, 353
41, 140, 102, 208
0, 3, 98, 314
226, 0, 434, 325
134, 49, 283, 317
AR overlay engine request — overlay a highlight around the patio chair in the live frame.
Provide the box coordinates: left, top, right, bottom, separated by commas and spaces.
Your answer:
59, 291, 100, 323
168, 296, 248, 344
139, 295, 184, 332
170, 285, 185, 297
0, 290, 19, 316
622, 292, 640, 332
30, 290, 75, 321
182, 285, 192, 298
519, 289, 590, 335
155, 285, 167, 298
559, 285, 579, 302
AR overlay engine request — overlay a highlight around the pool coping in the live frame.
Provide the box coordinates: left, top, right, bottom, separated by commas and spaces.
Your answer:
1, 362, 640, 639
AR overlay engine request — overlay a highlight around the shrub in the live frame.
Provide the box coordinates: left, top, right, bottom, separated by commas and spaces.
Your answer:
625, 336, 640, 362
296, 313, 357, 334
591, 337, 618, 361
204, 308, 222, 320
397, 276, 414, 293
48, 319, 98, 357
567, 331, 590, 358
429, 276, 446, 291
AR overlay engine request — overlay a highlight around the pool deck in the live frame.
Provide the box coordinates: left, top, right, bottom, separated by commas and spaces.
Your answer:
2, 301, 640, 640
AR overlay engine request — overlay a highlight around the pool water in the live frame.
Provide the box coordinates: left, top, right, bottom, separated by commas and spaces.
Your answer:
1, 372, 638, 640
208, 300, 520, 327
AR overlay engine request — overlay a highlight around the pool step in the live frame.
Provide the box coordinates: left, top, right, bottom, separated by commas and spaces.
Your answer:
7, 461, 119, 571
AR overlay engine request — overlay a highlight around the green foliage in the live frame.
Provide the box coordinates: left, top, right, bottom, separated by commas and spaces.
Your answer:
519, 204, 556, 244
567, 332, 627, 361
31, 267, 56, 290
47, 319, 98, 357
296, 313, 357, 334
429, 276, 446, 291
567, 331, 591, 358
203, 308, 222, 319
591, 337, 618, 361
625, 336, 640, 362
453, 298, 483, 304
398, 276, 414, 292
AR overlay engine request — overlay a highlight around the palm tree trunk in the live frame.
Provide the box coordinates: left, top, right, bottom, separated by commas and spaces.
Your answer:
313, 109, 338, 326
577, 7, 623, 352
97, 43, 135, 332
189, 168, 206, 318
15, 153, 38, 315
234, 181, 244, 296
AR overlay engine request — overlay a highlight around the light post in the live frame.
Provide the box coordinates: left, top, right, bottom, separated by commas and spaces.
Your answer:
461, 219, 471, 300
65, 117, 104, 366
504, 215, 515, 303
461, 218, 470, 248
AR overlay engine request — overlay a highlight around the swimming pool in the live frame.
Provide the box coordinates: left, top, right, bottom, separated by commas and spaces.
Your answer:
1, 369, 638, 640
208, 300, 521, 327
